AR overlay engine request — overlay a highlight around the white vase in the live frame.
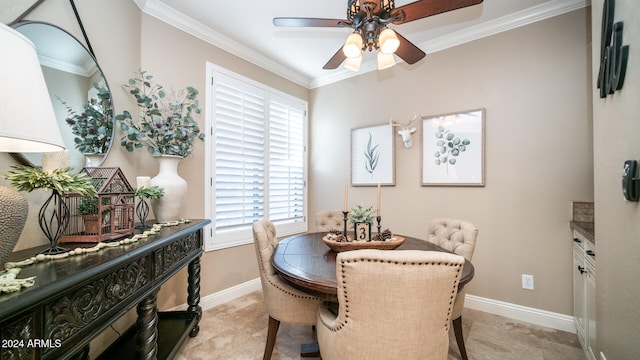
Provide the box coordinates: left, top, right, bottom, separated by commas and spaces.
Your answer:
84, 153, 105, 167
150, 155, 187, 223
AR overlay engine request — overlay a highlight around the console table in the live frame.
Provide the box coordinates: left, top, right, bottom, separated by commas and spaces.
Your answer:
0, 219, 210, 360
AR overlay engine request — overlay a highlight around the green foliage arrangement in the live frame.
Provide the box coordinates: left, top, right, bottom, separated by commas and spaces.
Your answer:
115, 69, 205, 158
135, 186, 164, 200
364, 132, 379, 174
59, 82, 113, 154
78, 197, 99, 215
434, 125, 471, 166
3, 165, 97, 197
349, 205, 374, 229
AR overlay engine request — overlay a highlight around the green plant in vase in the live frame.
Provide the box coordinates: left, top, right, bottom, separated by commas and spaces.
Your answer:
115, 69, 205, 158
59, 82, 114, 155
3, 165, 97, 254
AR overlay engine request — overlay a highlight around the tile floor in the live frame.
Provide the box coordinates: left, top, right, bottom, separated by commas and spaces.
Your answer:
176, 291, 585, 360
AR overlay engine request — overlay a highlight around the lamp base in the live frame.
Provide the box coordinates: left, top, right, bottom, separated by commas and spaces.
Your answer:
0, 185, 28, 269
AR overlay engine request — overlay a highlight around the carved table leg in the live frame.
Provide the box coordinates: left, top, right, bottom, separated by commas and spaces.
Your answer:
135, 291, 158, 360
187, 256, 202, 337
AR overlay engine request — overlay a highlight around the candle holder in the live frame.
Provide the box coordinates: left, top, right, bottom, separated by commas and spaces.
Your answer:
342, 210, 349, 239
376, 215, 382, 235
135, 199, 150, 229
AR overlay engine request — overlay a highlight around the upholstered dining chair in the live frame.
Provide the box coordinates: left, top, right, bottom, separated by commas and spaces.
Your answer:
316, 249, 465, 360
426, 218, 479, 360
252, 220, 324, 360
315, 210, 345, 232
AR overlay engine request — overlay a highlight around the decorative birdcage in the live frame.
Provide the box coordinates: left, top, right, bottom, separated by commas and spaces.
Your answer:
60, 167, 135, 243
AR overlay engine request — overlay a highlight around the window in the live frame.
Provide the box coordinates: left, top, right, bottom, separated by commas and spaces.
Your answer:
205, 64, 308, 250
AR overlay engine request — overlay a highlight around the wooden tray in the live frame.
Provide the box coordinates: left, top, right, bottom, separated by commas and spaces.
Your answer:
322, 235, 405, 252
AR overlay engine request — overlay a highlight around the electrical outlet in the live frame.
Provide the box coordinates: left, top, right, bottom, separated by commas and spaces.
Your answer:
522, 274, 534, 290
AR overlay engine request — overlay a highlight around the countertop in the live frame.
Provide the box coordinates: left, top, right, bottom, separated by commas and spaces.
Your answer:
570, 221, 595, 243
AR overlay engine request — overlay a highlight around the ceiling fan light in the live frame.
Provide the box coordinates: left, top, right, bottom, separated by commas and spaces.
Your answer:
342, 33, 363, 58
379, 28, 400, 54
344, 54, 362, 72
377, 52, 396, 70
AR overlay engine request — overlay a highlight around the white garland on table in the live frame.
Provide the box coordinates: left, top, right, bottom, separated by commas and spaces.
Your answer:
1, 219, 192, 292
0, 268, 35, 293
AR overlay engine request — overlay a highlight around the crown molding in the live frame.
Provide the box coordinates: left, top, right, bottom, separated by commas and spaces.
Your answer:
135, 0, 589, 90
134, 0, 313, 88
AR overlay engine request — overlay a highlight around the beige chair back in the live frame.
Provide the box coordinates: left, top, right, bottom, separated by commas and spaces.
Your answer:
426, 218, 478, 261
315, 210, 344, 232
317, 249, 464, 360
252, 220, 322, 324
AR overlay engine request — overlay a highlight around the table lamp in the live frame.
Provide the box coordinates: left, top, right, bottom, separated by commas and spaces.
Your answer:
0, 23, 66, 268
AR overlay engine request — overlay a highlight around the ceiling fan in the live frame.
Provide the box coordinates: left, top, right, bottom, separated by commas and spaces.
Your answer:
273, 0, 484, 71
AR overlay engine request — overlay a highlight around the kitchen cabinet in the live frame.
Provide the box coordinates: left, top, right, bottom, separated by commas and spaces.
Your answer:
572, 228, 596, 360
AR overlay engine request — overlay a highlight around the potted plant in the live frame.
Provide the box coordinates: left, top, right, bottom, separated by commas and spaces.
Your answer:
59, 82, 113, 156
2, 165, 98, 254
134, 185, 164, 228
115, 69, 205, 223
349, 205, 375, 239
77, 197, 101, 234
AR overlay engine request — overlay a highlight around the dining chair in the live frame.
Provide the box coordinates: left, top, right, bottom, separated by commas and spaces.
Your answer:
252, 220, 324, 360
315, 210, 344, 232
426, 218, 479, 360
316, 249, 465, 360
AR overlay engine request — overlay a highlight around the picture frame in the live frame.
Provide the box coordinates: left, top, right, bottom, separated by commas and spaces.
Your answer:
421, 108, 485, 186
351, 124, 395, 186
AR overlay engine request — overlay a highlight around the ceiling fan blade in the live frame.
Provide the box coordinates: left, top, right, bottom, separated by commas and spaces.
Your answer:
273, 17, 350, 28
323, 47, 347, 69
392, 0, 483, 24
394, 32, 426, 64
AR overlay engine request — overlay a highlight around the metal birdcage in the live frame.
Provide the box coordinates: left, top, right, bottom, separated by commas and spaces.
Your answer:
59, 167, 135, 243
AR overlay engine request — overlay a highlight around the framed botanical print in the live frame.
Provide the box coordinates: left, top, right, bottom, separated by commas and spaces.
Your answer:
351, 124, 395, 186
422, 109, 485, 186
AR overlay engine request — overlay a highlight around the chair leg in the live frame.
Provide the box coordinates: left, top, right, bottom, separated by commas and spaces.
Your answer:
263, 316, 280, 360
453, 316, 468, 360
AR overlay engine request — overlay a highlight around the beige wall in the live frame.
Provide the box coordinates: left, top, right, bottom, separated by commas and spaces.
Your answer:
310, 8, 593, 315
591, 0, 640, 358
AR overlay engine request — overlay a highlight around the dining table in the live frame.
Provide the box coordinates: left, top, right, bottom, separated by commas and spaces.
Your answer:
271, 232, 475, 303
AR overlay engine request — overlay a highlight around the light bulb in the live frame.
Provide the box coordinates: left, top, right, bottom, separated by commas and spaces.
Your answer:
342, 33, 363, 58
379, 28, 400, 54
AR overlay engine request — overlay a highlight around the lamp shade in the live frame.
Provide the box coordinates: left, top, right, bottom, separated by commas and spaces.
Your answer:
344, 54, 362, 72
0, 23, 65, 153
342, 33, 363, 58
379, 28, 400, 54
377, 52, 396, 70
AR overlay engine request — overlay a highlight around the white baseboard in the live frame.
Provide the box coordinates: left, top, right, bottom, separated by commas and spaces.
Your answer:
169, 279, 576, 334
167, 278, 262, 312
464, 294, 576, 333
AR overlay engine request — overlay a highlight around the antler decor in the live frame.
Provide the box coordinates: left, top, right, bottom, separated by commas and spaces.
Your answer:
390, 114, 418, 149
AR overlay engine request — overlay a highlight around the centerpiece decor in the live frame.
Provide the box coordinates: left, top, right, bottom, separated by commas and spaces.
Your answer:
323, 204, 404, 252
116, 69, 205, 223
59, 82, 113, 165
2, 165, 97, 255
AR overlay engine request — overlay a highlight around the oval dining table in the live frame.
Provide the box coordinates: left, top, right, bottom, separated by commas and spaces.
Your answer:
271, 232, 475, 303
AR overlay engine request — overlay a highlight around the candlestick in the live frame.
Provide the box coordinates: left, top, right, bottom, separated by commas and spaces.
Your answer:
343, 210, 349, 240
376, 215, 382, 235
376, 183, 381, 216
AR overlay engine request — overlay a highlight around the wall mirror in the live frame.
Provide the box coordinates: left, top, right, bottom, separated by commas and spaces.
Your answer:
10, 21, 114, 170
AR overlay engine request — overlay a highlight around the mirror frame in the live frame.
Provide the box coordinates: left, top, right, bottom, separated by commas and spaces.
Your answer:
9, 21, 115, 168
